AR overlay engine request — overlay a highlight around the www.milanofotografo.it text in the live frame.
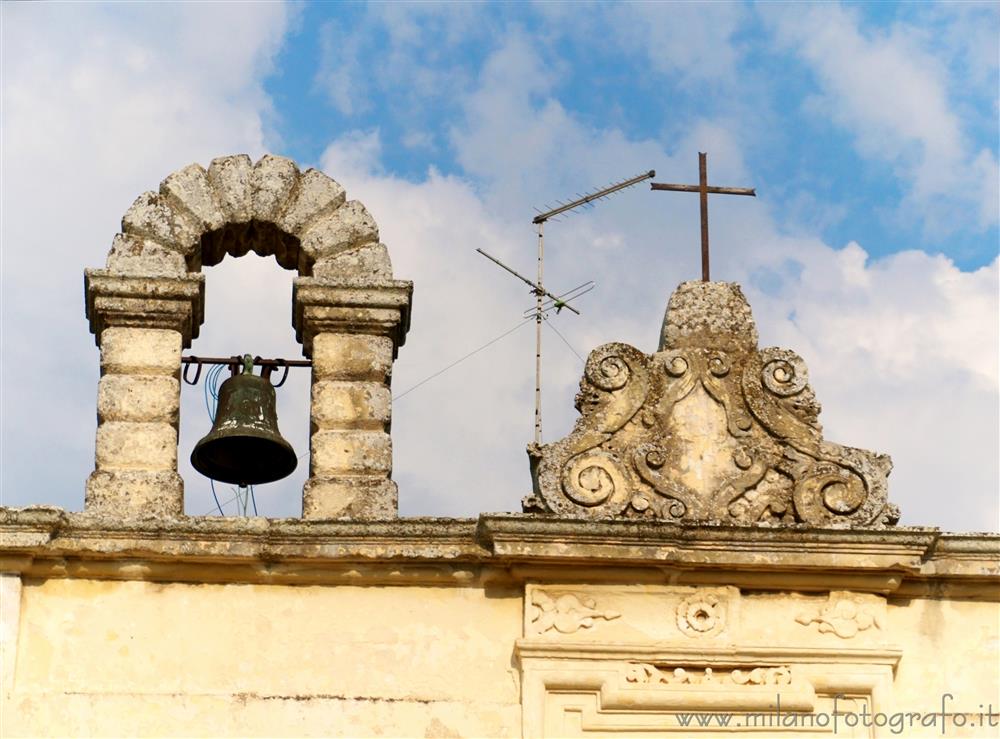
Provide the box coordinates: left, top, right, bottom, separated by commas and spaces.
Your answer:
670, 694, 998, 735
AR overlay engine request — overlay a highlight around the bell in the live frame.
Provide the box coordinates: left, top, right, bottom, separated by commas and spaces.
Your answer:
191, 354, 297, 486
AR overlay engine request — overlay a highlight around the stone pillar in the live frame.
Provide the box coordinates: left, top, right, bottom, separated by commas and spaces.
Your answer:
84, 271, 204, 518
293, 278, 412, 519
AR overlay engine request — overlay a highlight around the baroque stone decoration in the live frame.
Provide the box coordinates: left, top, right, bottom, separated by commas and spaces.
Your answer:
83, 154, 412, 520
676, 591, 727, 637
625, 663, 793, 687
525, 281, 899, 528
796, 591, 883, 638
528, 590, 621, 635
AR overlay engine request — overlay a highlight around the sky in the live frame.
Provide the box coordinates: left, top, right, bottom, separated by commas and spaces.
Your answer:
1, 1, 997, 532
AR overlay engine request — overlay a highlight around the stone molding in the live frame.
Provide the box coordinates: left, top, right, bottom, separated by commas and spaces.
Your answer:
85, 271, 205, 347
292, 278, 412, 358
1, 509, 996, 596
83, 154, 414, 521
515, 641, 900, 738
526, 281, 899, 529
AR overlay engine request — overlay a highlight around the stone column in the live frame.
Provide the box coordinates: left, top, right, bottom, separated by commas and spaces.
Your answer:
293, 278, 412, 519
84, 271, 204, 518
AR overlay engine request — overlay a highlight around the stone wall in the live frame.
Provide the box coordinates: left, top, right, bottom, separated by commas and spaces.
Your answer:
1, 511, 997, 738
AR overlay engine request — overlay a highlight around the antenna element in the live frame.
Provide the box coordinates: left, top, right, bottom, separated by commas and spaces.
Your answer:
478, 168, 654, 445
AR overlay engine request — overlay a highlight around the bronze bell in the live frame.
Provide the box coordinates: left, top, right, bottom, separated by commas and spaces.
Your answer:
191, 354, 297, 486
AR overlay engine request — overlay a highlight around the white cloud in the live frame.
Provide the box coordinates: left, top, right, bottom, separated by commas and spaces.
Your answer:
925, 2, 1000, 97
607, 3, 747, 85
314, 19, 370, 116
763, 3, 999, 232
1, 1, 294, 513
321, 128, 384, 177
313, 4, 481, 118
328, 136, 998, 530
2, 6, 995, 535
314, 32, 998, 532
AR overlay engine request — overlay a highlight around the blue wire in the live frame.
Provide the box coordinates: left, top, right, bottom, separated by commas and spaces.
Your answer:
202, 363, 226, 516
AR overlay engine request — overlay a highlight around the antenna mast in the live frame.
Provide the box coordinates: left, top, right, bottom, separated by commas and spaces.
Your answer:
480, 169, 655, 446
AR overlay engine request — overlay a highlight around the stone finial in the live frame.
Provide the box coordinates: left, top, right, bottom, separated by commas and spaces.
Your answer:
525, 281, 899, 529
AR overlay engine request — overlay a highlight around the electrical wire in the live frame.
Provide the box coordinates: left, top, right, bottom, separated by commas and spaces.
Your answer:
202, 363, 234, 516
210, 479, 225, 517
544, 317, 585, 364
393, 316, 534, 401
199, 315, 535, 515
203, 364, 227, 516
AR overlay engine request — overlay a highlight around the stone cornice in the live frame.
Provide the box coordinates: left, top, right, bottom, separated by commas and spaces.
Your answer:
292, 277, 413, 356
1, 508, 997, 597
85, 269, 205, 346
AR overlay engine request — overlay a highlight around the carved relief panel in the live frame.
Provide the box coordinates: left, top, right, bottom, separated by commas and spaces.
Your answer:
518, 584, 899, 738
524, 584, 738, 644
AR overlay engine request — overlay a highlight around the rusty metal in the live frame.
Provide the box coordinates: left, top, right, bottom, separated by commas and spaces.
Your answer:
182, 360, 203, 386
190, 354, 297, 486
700, 153, 710, 282
649, 184, 758, 195
650, 152, 755, 281
182, 355, 310, 386
533, 170, 655, 224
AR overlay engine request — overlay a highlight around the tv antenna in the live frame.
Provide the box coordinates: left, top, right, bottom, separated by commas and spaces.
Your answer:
477, 169, 655, 445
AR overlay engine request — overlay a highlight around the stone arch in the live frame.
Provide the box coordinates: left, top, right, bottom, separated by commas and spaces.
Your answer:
85, 154, 412, 522
106, 154, 392, 282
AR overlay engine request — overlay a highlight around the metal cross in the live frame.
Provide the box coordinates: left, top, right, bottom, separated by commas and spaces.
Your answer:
650, 152, 756, 281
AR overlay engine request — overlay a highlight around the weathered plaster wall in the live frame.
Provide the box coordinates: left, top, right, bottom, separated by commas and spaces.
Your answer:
2, 560, 998, 738
5, 578, 523, 737
888, 596, 1000, 718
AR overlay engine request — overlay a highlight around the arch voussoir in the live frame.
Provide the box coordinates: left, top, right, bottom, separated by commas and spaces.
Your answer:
206, 154, 254, 223
106, 233, 188, 276
251, 154, 299, 223
274, 168, 346, 236
121, 191, 203, 259
313, 243, 392, 281
299, 200, 379, 267
160, 163, 226, 233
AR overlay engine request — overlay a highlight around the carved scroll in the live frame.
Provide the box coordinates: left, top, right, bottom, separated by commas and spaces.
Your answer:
525, 282, 899, 528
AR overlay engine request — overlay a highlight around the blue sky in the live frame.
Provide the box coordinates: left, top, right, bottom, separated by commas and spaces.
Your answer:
2, 1, 998, 531
265, 2, 997, 268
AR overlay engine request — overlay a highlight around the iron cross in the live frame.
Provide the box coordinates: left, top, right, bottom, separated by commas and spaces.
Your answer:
651, 152, 756, 281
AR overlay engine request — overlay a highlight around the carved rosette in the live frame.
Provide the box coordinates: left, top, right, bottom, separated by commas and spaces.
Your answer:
676, 592, 727, 638
525, 282, 899, 529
